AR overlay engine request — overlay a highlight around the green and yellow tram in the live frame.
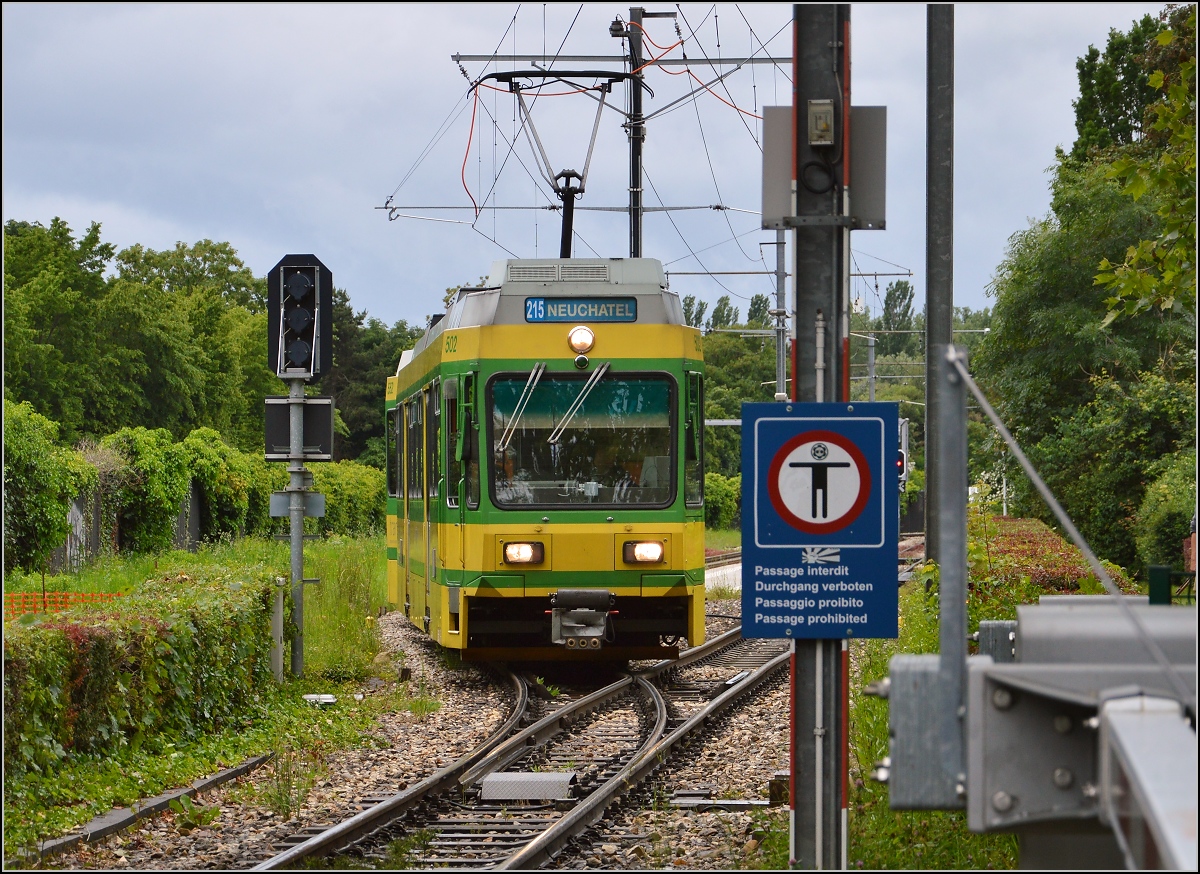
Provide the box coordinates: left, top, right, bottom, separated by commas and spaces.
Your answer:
385, 257, 706, 660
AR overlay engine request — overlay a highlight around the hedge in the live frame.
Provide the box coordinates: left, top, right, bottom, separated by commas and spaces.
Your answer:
704, 472, 741, 529
2, 570, 275, 775
1135, 448, 1197, 572
979, 516, 1136, 592
308, 460, 386, 536
182, 427, 253, 542
3, 402, 96, 573
100, 427, 191, 554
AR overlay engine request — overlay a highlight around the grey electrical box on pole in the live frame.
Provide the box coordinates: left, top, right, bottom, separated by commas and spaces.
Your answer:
265, 254, 334, 679
762, 105, 887, 232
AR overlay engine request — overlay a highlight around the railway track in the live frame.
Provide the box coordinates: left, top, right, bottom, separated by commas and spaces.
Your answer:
252, 624, 787, 870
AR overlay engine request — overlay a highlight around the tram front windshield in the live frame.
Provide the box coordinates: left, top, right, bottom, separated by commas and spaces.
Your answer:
490, 374, 674, 507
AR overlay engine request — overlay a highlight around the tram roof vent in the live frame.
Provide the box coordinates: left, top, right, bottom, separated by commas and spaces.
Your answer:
560, 263, 609, 282
507, 264, 559, 283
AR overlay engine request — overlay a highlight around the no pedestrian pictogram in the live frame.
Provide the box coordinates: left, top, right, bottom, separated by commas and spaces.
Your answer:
767, 430, 872, 534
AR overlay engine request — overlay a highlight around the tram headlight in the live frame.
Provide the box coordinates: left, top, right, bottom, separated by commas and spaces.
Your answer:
503, 541, 545, 564
623, 541, 665, 563
567, 325, 595, 354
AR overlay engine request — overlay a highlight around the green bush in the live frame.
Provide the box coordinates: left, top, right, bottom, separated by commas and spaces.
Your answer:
182, 427, 252, 541
243, 454, 288, 537
2, 401, 97, 573
1135, 448, 1197, 572
308, 460, 386, 536
2, 570, 275, 775
703, 472, 741, 529
101, 427, 190, 554
902, 466, 925, 515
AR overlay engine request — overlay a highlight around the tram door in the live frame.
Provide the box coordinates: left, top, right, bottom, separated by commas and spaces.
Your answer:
424, 381, 440, 634
405, 394, 425, 625
387, 405, 403, 608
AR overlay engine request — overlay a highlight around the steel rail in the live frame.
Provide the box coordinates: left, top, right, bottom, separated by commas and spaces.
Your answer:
257, 627, 759, 870
458, 674, 638, 787
497, 645, 791, 869
251, 668, 528, 871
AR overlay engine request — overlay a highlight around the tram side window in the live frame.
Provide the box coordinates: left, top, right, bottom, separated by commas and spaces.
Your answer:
407, 396, 422, 509
685, 372, 703, 507
386, 407, 400, 498
446, 379, 460, 508
426, 381, 440, 500
464, 374, 480, 509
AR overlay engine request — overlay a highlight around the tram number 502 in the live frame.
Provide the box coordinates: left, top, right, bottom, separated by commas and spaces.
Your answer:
444, 334, 458, 353
525, 298, 546, 321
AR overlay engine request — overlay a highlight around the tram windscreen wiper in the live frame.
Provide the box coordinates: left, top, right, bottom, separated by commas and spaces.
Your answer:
547, 362, 610, 445
497, 362, 546, 452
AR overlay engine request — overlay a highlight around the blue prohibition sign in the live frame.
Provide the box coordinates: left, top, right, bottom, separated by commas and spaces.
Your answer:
740, 402, 899, 640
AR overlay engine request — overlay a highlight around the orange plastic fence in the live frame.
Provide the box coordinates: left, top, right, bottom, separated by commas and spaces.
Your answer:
4, 591, 124, 620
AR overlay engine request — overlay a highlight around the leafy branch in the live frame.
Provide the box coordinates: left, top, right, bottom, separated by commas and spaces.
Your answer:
1096, 12, 1197, 324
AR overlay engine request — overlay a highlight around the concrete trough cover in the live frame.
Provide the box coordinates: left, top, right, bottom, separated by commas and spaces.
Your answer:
480, 771, 577, 801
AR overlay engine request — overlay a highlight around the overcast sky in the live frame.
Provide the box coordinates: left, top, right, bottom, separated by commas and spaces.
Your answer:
3, 2, 1165, 329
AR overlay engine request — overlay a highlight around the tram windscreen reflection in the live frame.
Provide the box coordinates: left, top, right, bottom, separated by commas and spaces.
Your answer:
490, 375, 674, 507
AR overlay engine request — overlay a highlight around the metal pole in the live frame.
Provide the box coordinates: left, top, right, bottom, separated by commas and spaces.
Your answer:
868, 333, 876, 401
629, 7, 644, 258
559, 187, 575, 258
934, 343, 968, 800
776, 229, 789, 401
288, 377, 306, 677
925, 3, 954, 563
790, 7, 849, 869
272, 579, 284, 681
815, 310, 826, 403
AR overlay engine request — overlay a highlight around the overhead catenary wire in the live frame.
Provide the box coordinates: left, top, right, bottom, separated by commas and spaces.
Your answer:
461, 4, 585, 224
645, 167, 757, 303
391, 5, 789, 295
676, 6, 763, 132
683, 41, 766, 274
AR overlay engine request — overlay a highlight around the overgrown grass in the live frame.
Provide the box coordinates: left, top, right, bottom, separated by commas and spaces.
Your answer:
3, 535, 401, 862
302, 535, 388, 681
847, 583, 1018, 869
705, 528, 742, 551
3, 535, 390, 681
3, 675, 411, 861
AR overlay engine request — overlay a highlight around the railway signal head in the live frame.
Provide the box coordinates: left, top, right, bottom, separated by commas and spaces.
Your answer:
897, 449, 908, 491
267, 255, 333, 380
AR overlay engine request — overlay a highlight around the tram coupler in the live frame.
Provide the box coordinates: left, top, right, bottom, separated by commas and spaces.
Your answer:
550, 589, 614, 649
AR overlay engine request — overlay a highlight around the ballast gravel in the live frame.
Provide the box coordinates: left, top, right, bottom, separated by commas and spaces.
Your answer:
43, 598, 791, 871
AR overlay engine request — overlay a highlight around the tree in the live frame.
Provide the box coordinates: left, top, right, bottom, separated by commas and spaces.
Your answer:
114, 240, 273, 442
878, 280, 915, 356
974, 160, 1190, 448
1022, 371, 1195, 573
682, 294, 707, 329
746, 294, 771, 329
1070, 13, 1163, 161
3, 219, 113, 442
701, 330, 778, 477
114, 239, 267, 311
1096, 6, 1196, 323
705, 295, 738, 332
